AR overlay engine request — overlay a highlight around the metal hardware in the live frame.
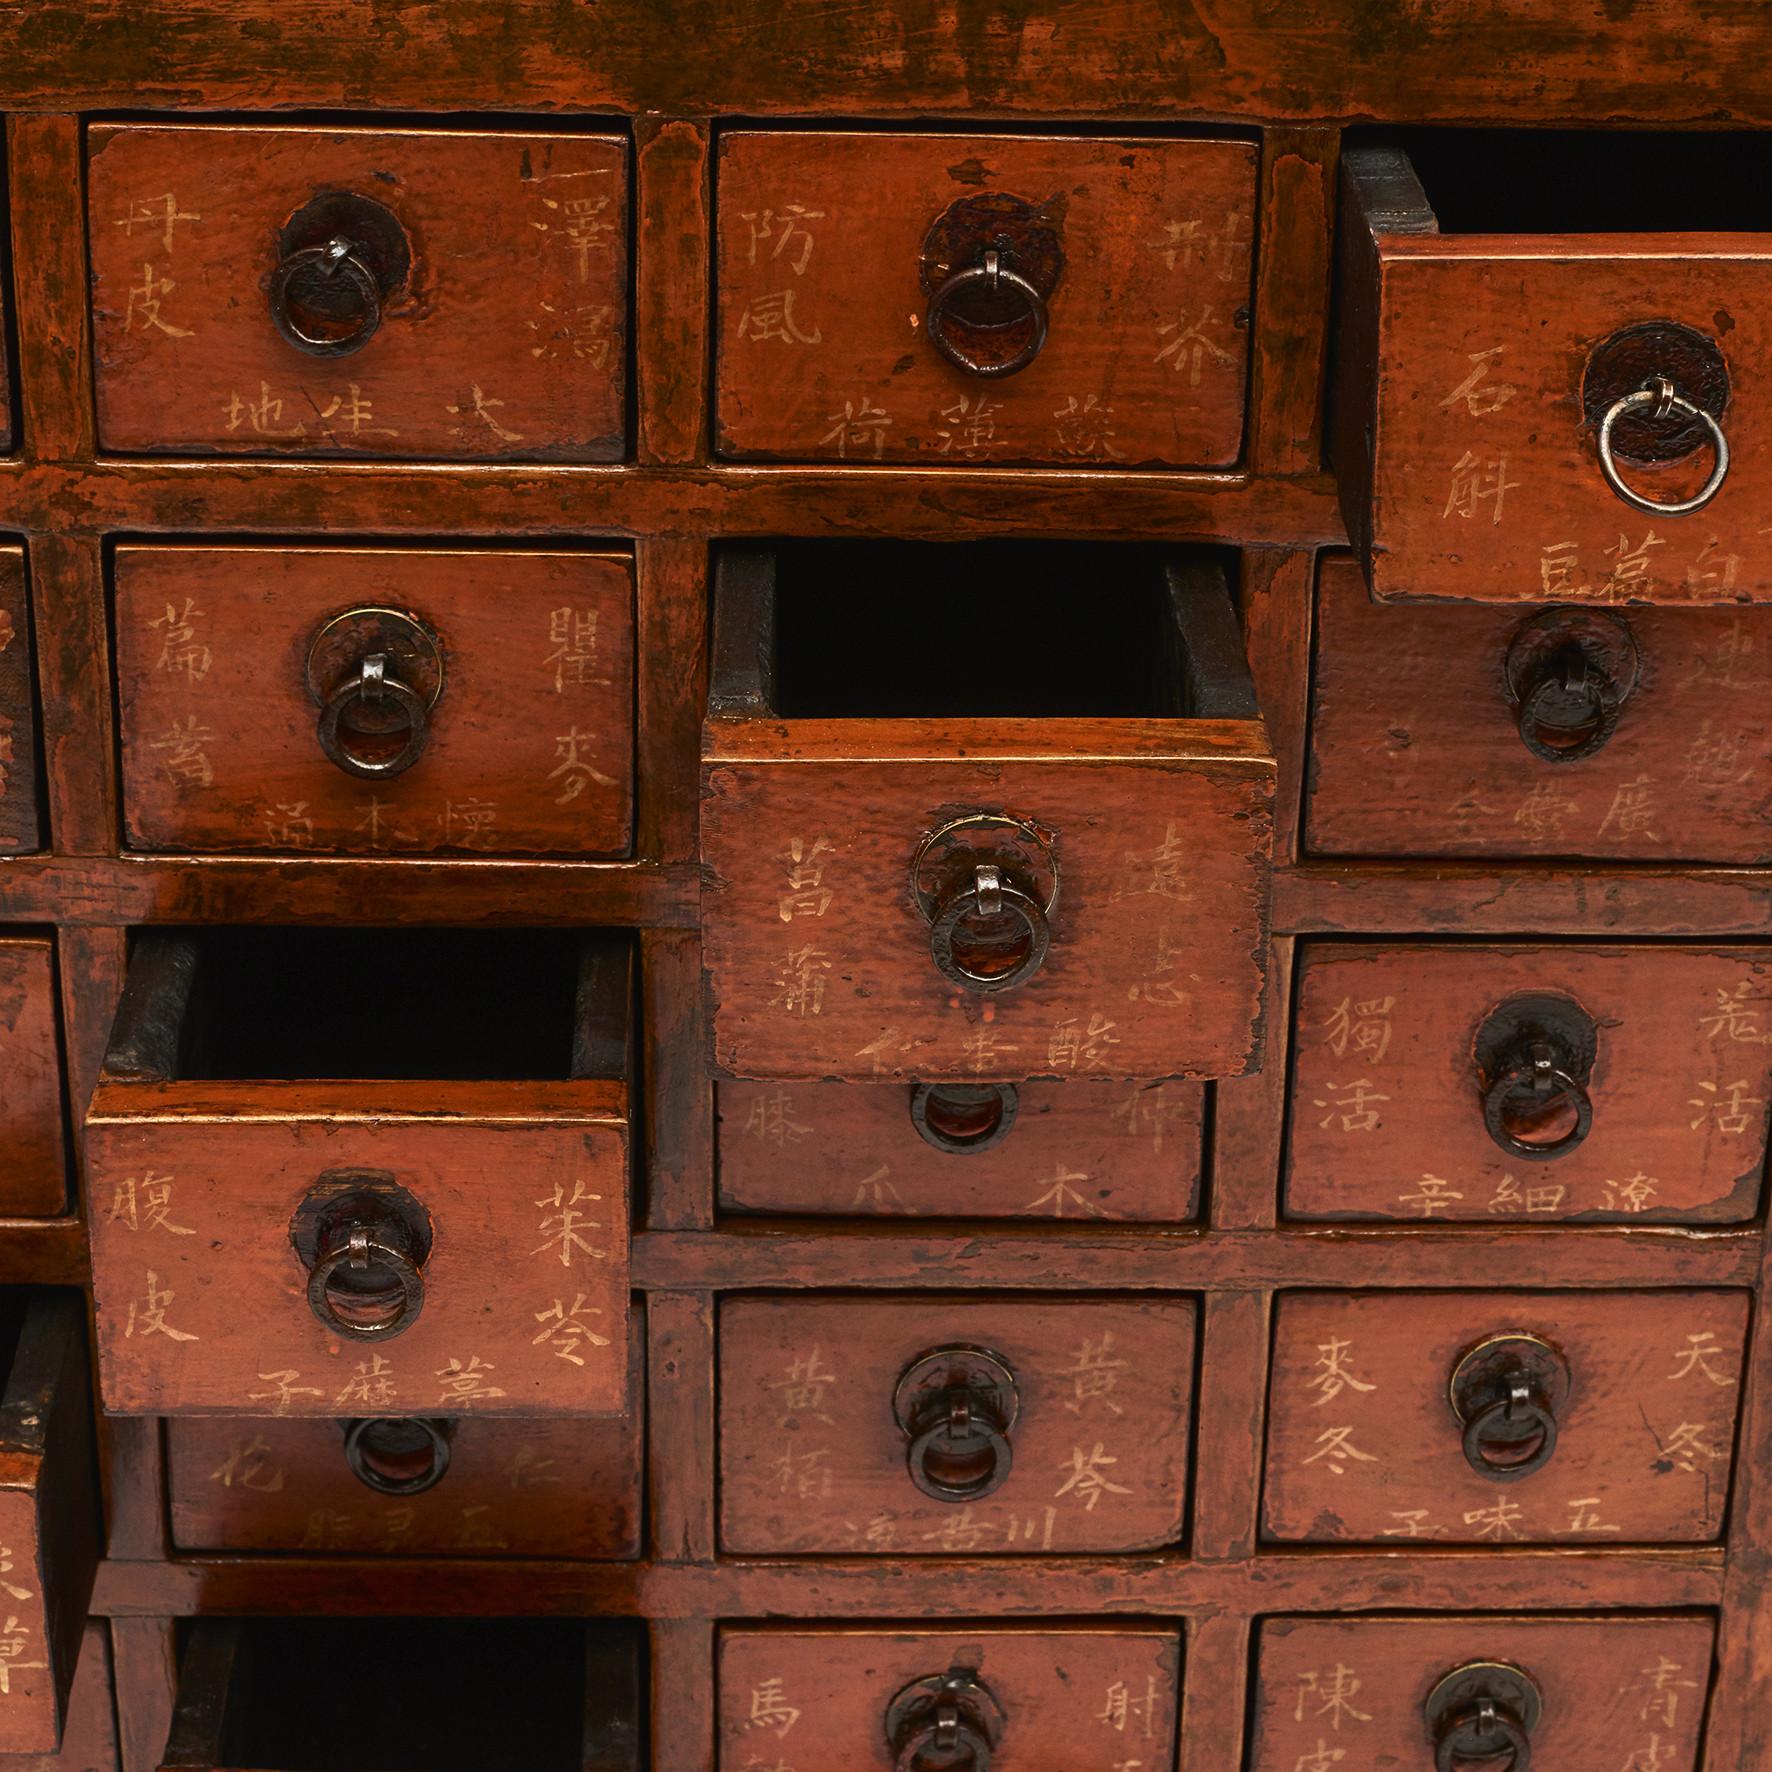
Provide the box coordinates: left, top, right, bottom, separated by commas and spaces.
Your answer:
1598, 376, 1730, 515
919, 192, 1063, 380
911, 813, 1059, 995
885, 1668, 1006, 1772
1426, 1661, 1542, 1771
910, 1081, 1020, 1155
306, 606, 444, 780
342, 1416, 454, 1495
1502, 609, 1639, 765
927, 249, 1050, 378
269, 191, 411, 359
893, 1346, 1019, 1503
1449, 1334, 1571, 1483
291, 1174, 432, 1343
1476, 994, 1597, 1161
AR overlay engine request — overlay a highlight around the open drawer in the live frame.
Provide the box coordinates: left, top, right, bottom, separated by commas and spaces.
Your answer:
701, 542, 1274, 1081
1335, 132, 1772, 604
86, 928, 633, 1417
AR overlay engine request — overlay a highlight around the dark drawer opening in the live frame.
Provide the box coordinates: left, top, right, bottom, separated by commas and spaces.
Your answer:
711, 541, 1254, 722
103, 928, 632, 1083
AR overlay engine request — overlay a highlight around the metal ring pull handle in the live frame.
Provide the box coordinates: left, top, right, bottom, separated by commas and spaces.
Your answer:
887, 1670, 1006, 1772
1515, 643, 1622, 764
342, 1416, 453, 1496
926, 248, 1051, 379
906, 1386, 1015, 1502
1436, 1698, 1532, 1772
927, 863, 1051, 994
306, 1218, 426, 1341
1460, 1370, 1560, 1481
1482, 1037, 1593, 1160
910, 1082, 1020, 1156
316, 652, 431, 780
894, 1707, 993, 1772
269, 235, 384, 357
1427, 1663, 1541, 1772
1598, 376, 1730, 516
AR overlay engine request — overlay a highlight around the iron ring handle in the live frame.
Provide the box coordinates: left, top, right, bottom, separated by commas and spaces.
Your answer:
1461, 1375, 1560, 1481
269, 236, 384, 357
926, 249, 1050, 379
906, 1391, 1014, 1503
1515, 651, 1621, 764
342, 1417, 452, 1496
305, 1220, 425, 1341
894, 1708, 993, 1772
316, 653, 430, 780
1481, 1042, 1593, 1160
928, 865, 1051, 994
1436, 1699, 1532, 1772
1597, 377, 1730, 516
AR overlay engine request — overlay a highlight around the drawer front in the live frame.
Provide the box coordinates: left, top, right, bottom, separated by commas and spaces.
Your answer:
0, 548, 39, 855
1308, 556, 1772, 861
26, 1623, 116, 1772
87, 1101, 630, 1416
115, 546, 635, 856
719, 1626, 1181, 1771
1252, 1614, 1714, 1772
715, 131, 1255, 467
720, 1296, 1193, 1554
1287, 943, 1771, 1223
717, 1078, 1202, 1219
1265, 1291, 1747, 1545
0, 938, 67, 1218
88, 123, 627, 460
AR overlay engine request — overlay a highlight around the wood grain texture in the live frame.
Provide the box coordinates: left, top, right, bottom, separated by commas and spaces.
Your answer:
13, 1623, 116, 1772
29, 536, 116, 858
114, 545, 635, 857
717, 1078, 1202, 1220
1286, 943, 1772, 1224
1251, 1614, 1714, 1772
109, 1620, 174, 1772
719, 1295, 1194, 1555
716, 131, 1255, 468
87, 123, 627, 460
634, 119, 710, 467
718, 1625, 1181, 1772
0, 552, 40, 857
0, 940, 67, 1218
1264, 1290, 1749, 1545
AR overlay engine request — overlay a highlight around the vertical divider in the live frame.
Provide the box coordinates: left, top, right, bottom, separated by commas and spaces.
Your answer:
634, 117, 712, 467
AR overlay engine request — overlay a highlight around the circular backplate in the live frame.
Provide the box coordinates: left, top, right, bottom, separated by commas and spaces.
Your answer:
1425, 1660, 1544, 1740
305, 606, 444, 713
1501, 608, 1640, 708
893, 1345, 1020, 1437
1448, 1332, 1572, 1427
885, 1669, 1007, 1758
279, 189, 413, 300
910, 812, 1058, 926
1582, 320, 1730, 465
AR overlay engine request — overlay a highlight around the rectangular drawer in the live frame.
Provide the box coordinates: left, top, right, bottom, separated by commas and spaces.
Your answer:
87, 929, 633, 1417
167, 1307, 644, 1557
1264, 1290, 1747, 1544
720, 1294, 1194, 1554
0, 548, 39, 855
702, 543, 1273, 1081
1308, 554, 1772, 862
114, 544, 635, 857
718, 1078, 1202, 1219
1252, 1614, 1714, 1771
715, 129, 1256, 468
161, 1618, 641, 1771
0, 937, 67, 1218
88, 123, 627, 461
22, 1623, 116, 1771
1335, 134, 1769, 604
1286, 942, 1771, 1223
0, 1293, 99, 1757
719, 1625, 1182, 1770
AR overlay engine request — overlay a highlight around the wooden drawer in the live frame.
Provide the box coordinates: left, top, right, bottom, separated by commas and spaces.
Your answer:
20, 1623, 116, 1772
166, 1307, 643, 1557
719, 1295, 1194, 1554
702, 543, 1273, 1081
160, 1618, 641, 1771
0, 548, 40, 856
1264, 1290, 1747, 1545
114, 544, 635, 857
1251, 1613, 1715, 1771
1286, 942, 1772, 1224
1336, 134, 1772, 605
717, 1078, 1202, 1219
86, 929, 633, 1417
715, 130, 1256, 468
719, 1625, 1182, 1770
1308, 554, 1772, 862
0, 1293, 99, 1757
88, 123, 627, 461
0, 937, 67, 1218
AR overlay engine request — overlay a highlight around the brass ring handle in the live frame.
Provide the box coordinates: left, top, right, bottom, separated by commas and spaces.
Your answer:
1436, 1698, 1532, 1772
1460, 1371, 1560, 1481
927, 864, 1051, 994
1598, 376, 1730, 516
342, 1417, 452, 1496
315, 653, 431, 780
305, 1219, 425, 1342
909, 1082, 1020, 1155
925, 249, 1050, 379
1515, 645, 1622, 763
894, 1707, 993, 1772
269, 236, 384, 357
905, 1385, 1015, 1503
1482, 1038, 1593, 1160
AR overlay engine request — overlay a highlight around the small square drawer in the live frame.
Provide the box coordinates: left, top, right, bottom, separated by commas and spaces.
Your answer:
0, 547, 41, 855
716, 130, 1255, 468
1264, 1290, 1747, 1545
1336, 133, 1772, 604
114, 544, 635, 857
0, 1293, 100, 1757
161, 1618, 641, 1771
1308, 555, 1772, 862
0, 936, 68, 1218
719, 1625, 1182, 1770
167, 1307, 643, 1557
88, 123, 627, 460
27, 1623, 116, 1772
1251, 1614, 1714, 1771
1286, 942, 1772, 1224
717, 1078, 1202, 1219
86, 929, 633, 1417
720, 1294, 1194, 1555
702, 543, 1273, 1081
